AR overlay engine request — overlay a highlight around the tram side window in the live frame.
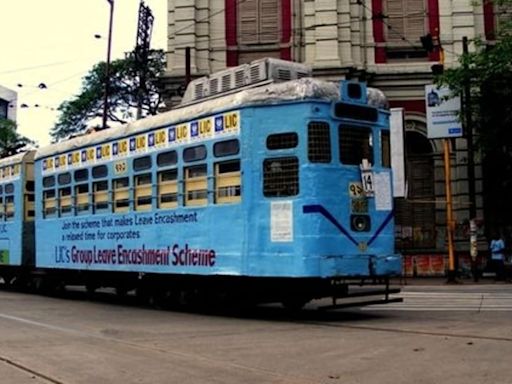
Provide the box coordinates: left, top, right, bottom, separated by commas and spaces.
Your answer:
215, 160, 241, 204
5, 195, 14, 221
214, 139, 240, 157
93, 180, 109, 213
263, 157, 299, 197
25, 181, 35, 221
157, 150, 177, 167
184, 165, 208, 206
43, 189, 57, 218
308, 122, 331, 163
339, 125, 373, 166
381, 130, 391, 168
158, 169, 178, 209
113, 177, 130, 213
134, 173, 152, 211
267, 133, 298, 150
92, 165, 108, 179
43, 176, 55, 188
4, 184, 15, 221
25, 194, 35, 220
75, 183, 89, 213
0, 196, 3, 221
59, 187, 72, 215
133, 156, 152, 172
58, 172, 71, 186
183, 145, 207, 162
74, 168, 89, 182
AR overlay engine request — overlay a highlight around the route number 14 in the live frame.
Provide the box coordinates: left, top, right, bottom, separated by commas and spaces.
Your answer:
361, 170, 374, 196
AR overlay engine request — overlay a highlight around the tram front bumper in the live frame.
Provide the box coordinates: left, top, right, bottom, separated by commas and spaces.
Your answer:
318, 253, 402, 278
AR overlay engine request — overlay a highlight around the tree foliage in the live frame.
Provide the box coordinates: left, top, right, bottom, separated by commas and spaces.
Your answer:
0, 118, 35, 158
52, 49, 166, 141
436, 1, 512, 227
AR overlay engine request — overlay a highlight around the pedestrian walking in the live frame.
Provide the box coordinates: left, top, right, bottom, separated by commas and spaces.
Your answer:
489, 231, 506, 281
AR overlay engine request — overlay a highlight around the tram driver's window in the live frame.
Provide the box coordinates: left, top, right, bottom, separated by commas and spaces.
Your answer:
263, 157, 299, 197
339, 125, 373, 166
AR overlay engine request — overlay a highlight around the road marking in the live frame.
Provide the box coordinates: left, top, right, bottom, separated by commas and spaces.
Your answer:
365, 290, 512, 311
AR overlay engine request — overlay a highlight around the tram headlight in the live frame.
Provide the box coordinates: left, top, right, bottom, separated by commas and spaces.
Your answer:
350, 215, 371, 232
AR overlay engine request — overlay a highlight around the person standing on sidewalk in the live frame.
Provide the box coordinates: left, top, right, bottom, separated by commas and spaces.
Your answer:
490, 231, 506, 281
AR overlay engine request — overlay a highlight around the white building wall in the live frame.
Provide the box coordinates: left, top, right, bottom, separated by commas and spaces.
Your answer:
0, 84, 17, 122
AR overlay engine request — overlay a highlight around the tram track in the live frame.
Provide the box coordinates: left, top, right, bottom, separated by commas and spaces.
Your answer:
0, 310, 319, 384
0, 355, 65, 384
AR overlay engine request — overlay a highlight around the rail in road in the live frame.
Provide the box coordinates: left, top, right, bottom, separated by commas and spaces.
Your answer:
365, 284, 512, 311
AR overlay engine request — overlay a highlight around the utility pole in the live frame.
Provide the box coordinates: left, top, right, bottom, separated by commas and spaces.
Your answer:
102, 0, 114, 129
463, 36, 477, 220
185, 46, 191, 88
462, 36, 479, 280
135, 1, 154, 120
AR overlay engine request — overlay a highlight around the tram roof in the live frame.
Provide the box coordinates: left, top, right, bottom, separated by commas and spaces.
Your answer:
35, 78, 385, 160
0, 150, 35, 167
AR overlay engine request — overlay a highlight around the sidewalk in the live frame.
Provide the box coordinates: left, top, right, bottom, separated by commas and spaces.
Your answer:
392, 275, 512, 286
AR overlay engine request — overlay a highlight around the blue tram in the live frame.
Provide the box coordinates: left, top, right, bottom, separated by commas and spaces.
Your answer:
8, 59, 401, 308
0, 151, 35, 285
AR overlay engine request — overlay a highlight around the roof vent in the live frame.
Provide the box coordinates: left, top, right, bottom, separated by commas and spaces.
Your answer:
180, 58, 312, 106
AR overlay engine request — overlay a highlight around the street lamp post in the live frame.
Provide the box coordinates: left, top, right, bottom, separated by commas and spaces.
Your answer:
102, 0, 114, 130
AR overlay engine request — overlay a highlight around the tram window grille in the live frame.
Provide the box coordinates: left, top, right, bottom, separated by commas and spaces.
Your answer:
266, 132, 298, 150
183, 145, 207, 163
308, 122, 331, 163
93, 180, 109, 212
26, 180, 35, 192
158, 169, 178, 209
339, 125, 373, 166
92, 165, 108, 179
43, 189, 57, 217
135, 173, 152, 211
157, 150, 177, 167
133, 156, 152, 171
381, 130, 391, 168
215, 160, 241, 204
185, 164, 208, 206
5, 183, 14, 194
59, 187, 72, 215
43, 176, 55, 188
214, 139, 240, 157
113, 177, 130, 212
263, 157, 299, 197
74, 168, 89, 182
5, 195, 14, 221
75, 184, 89, 213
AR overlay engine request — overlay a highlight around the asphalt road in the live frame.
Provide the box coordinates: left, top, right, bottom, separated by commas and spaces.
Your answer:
0, 283, 511, 384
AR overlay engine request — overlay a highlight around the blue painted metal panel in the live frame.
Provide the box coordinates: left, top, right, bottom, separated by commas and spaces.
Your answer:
34, 88, 401, 279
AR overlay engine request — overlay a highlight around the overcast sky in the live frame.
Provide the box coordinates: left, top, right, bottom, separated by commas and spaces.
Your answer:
0, 0, 167, 147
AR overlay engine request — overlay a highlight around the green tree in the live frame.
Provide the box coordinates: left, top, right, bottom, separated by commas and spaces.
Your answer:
52, 49, 166, 141
0, 118, 35, 158
436, 1, 512, 228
